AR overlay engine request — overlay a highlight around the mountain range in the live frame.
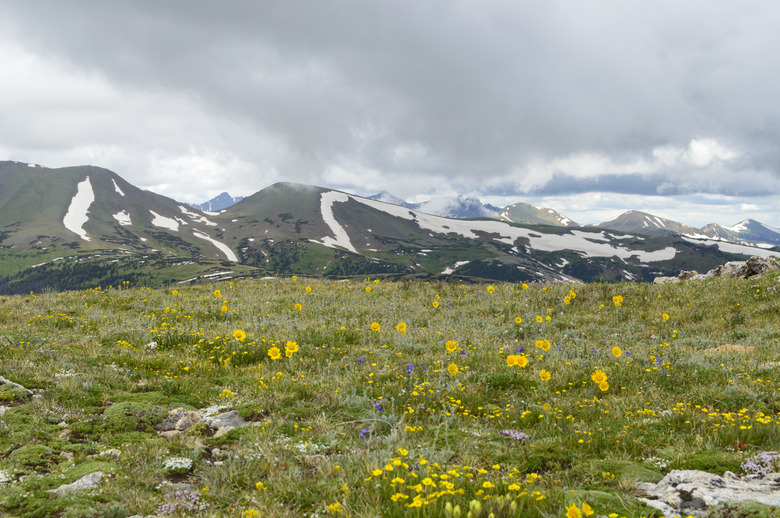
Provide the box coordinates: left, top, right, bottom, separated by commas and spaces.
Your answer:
0, 160, 777, 294
199, 191, 780, 247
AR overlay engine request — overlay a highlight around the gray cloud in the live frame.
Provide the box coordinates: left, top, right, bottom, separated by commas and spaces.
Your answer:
1, 1, 780, 225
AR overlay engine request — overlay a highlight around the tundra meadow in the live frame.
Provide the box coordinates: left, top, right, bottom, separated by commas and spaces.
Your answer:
1, 273, 779, 517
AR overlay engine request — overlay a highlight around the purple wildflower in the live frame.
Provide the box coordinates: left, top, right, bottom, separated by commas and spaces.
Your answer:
500, 430, 530, 442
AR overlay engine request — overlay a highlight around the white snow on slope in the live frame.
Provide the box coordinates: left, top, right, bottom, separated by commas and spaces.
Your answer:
442, 260, 470, 275
680, 237, 779, 258
352, 196, 677, 262
311, 191, 357, 253
728, 220, 750, 233
112, 210, 132, 226
112, 179, 125, 196
149, 211, 180, 231
179, 205, 217, 226
63, 177, 95, 241
192, 230, 238, 261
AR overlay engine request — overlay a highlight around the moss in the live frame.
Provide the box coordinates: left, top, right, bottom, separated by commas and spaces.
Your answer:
8, 444, 59, 469
598, 459, 664, 483
0, 385, 30, 402
673, 450, 744, 474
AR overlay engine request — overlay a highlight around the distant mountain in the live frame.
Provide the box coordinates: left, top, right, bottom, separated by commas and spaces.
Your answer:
593, 210, 701, 236
498, 202, 578, 227
189, 192, 243, 212
698, 219, 780, 246
366, 192, 499, 219
1, 160, 778, 294
594, 211, 780, 247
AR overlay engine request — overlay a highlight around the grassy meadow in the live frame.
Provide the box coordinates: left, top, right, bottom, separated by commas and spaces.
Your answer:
1, 272, 779, 517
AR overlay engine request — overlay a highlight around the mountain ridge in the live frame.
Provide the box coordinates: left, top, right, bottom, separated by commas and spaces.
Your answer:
1, 160, 778, 294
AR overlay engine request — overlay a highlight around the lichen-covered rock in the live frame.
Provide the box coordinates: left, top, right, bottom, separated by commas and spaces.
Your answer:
637, 469, 780, 517
155, 407, 201, 432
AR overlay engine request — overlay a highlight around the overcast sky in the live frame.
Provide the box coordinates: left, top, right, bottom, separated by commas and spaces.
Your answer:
2, 1, 779, 227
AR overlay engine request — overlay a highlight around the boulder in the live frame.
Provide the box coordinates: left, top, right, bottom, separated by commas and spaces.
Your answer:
709, 256, 780, 279
637, 469, 780, 517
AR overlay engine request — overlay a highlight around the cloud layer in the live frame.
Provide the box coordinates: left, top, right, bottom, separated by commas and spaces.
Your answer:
1, 1, 779, 226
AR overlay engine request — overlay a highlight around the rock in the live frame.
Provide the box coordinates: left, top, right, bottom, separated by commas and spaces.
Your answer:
202, 410, 245, 430
653, 276, 680, 285
637, 469, 780, 517
709, 256, 780, 279
49, 471, 105, 496
713, 261, 748, 278
155, 407, 201, 432
98, 449, 121, 459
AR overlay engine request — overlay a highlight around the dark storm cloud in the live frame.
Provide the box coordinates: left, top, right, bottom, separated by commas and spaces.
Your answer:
2, 0, 780, 204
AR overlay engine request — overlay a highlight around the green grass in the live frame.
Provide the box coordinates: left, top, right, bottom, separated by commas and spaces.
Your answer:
0, 273, 779, 517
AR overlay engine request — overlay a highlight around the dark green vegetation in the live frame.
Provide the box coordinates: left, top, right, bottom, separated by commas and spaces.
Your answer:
0, 272, 779, 516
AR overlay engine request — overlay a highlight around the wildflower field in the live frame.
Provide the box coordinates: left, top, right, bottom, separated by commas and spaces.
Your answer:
1, 272, 779, 517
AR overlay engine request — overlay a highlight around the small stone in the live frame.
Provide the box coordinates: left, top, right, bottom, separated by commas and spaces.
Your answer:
156, 408, 201, 432
98, 449, 121, 459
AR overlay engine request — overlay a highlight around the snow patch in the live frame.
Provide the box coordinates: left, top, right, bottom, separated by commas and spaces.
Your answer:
191, 230, 238, 262
112, 179, 125, 196
352, 196, 678, 262
112, 210, 132, 226
149, 211, 180, 231
63, 177, 95, 241
441, 260, 470, 275
178, 205, 217, 226
680, 236, 780, 258
311, 191, 357, 253
728, 219, 750, 233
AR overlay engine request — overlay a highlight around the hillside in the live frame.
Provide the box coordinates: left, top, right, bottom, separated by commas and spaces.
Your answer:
1, 162, 778, 293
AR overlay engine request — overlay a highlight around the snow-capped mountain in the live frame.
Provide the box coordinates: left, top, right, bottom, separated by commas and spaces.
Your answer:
189, 192, 244, 212
498, 202, 578, 227
699, 219, 780, 246
594, 211, 780, 247
593, 211, 701, 236
366, 192, 499, 219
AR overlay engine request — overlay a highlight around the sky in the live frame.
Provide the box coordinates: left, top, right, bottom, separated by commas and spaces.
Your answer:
2, 1, 779, 227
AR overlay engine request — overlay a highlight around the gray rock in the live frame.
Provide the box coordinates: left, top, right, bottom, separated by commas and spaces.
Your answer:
156, 407, 201, 432
49, 471, 105, 496
638, 469, 780, 517
713, 261, 747, 278
202, 410, 245, 429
